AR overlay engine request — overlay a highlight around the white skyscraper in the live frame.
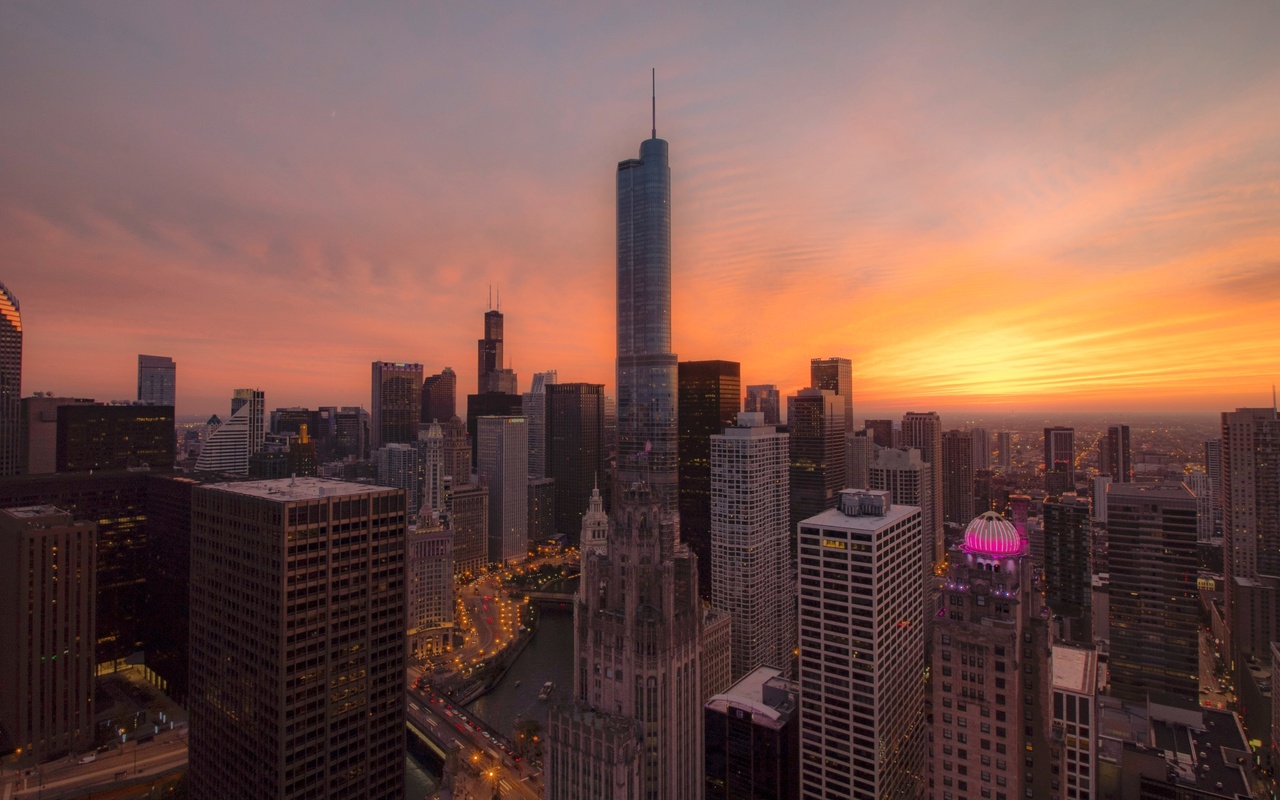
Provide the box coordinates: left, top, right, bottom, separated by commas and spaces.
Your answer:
711, 411, 791, 681
477, 415, 528, 565
868, 446, 936, 628
194, 388, 263, 474
797, 489, 924, 800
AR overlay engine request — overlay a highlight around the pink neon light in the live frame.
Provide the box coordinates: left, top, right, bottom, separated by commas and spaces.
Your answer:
962, 512, 1024, 556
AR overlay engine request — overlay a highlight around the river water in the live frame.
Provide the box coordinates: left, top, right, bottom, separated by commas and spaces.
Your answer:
467, 604, 575, 738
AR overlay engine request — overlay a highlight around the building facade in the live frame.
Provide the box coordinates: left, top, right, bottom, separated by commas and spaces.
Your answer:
371, 361, 422, 450
137, 354, 176, 406
929, 511, 1053, 800
788, 388, 846, 532
1043, 493, 1093, 644
744, 384, 780, 426
1106, 482, 1199, 702
903, 411, 945, 575
1044, 426, 1076, 495
941, 428, 976, 526
1101, 424, 1132, 483
711, 412, 792, 681
809, 357, 853, 434
679, 359, 741, 597
0, 506, 96, 762
0, 282, 20, 477
545, 382, 604, 541
797, 490, 924, 799
447, 481, 488, 577
477, 306, 517, 395
704, 667, 798, 800
407, 511, 454, 661
476, 415, 528, 564
195, 389, 264, 474
523, 369, 557, 480
188, 478, 406, 800
421, 366, 456, 424
55, 403, 175, 472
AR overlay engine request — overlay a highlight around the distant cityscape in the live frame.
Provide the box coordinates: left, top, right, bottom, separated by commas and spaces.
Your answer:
0, 71, 1274, 800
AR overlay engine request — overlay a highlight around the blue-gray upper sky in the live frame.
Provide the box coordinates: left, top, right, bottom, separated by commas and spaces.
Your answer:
3, 2, 1278, 415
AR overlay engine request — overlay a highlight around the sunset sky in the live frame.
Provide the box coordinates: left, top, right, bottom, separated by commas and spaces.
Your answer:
3, 3, 1278, 418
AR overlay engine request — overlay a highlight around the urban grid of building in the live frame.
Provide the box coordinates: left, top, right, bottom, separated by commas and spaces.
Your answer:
0, 92, 1274, 800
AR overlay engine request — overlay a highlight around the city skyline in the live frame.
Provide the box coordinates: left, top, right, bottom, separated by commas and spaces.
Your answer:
4, 4, 1279, 417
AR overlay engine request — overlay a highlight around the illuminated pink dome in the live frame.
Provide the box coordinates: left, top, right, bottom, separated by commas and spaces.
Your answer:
963, 511, 1023, 556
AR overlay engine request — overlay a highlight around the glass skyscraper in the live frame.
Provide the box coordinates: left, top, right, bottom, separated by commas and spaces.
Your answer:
0, 282, 20, 477
615, 133, 677, 512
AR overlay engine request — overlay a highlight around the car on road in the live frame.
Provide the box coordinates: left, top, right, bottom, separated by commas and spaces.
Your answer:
79, 753, 97, 764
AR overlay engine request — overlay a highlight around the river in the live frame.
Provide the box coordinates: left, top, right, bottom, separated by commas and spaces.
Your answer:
467, 604, 575, 738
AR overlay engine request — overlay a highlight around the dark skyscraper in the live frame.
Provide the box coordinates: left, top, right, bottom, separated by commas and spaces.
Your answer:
1107, 483, 1199, 702
678, 359, 740, 596
864, 419, 894, 449
371, 361, 422, 450
810, 356, 853, 434
0, 282, 20, 477
788, 388, 847, 532
1102, 423, 1132, 482
1044, 425, 1075, 494
744, 384, 781, 426
189, 479, 406, 800
421, 366, 456, 423
477, 304, 517, 394
1042, 492, 1093, 644
545, 382, 604, 541
55, 403, 175, 472
902, 411, 944, 569
137, 354, 176, 406
614, 126, 678, 512
940, 428, 975, 525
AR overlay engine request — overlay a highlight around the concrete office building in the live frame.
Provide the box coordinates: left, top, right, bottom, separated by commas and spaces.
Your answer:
188, 478, 406, 800
56, 403, 175, 472
845, 431, 875, 490
1050, 645, 1098, 800
711, 412, 792, 681
868, 447, 936, 628
0, 506, 96, 762
476, 415, 528, 564
864, 419, 895, 449
137, 354, 176, 406
797, 490, 924, 799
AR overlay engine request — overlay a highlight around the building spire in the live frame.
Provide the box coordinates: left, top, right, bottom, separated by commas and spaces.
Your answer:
488, 284, 492, 311
651, 68, 656, 139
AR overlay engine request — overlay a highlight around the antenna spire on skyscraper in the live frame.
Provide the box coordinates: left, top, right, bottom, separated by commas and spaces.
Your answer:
488, 284, 492, 311
651, 68, 656, 139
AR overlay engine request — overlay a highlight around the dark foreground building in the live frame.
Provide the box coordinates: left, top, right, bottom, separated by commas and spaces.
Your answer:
704, 666, 797, 800
188, 478, 406, 800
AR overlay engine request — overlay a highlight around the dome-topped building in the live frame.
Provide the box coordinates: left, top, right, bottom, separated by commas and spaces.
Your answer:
962, 510, 1024, 556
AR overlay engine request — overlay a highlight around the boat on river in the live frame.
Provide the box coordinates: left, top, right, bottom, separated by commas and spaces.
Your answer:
538, 681, 554, 701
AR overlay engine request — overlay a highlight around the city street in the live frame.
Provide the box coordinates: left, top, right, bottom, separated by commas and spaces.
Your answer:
406, 690, 541, 800
8, 728, 187, 800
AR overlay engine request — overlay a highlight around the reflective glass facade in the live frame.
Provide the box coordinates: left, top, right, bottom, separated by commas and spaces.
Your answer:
616, 136, 678, 511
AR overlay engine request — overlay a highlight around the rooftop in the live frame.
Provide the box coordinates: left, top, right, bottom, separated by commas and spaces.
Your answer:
1052, 645, 1098, 695
2, 504, 71, 519
705, 666, 796, 728
801, 499, 919, 532
207, 477, 395, 502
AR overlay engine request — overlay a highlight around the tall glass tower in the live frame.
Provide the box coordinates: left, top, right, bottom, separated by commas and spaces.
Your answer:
0, 283, 20, 477
616, 125, 677, 512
